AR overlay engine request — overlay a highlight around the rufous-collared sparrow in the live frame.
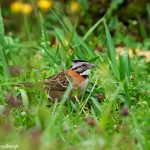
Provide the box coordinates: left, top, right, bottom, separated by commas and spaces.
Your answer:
45, 59, 96, 101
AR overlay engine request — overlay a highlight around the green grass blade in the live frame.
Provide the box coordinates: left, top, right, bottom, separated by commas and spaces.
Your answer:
19, 89, 29, 108
55, 28, 66, 46
39, 13, 55, 62
103, 19, 120, 80
132, 112, 145, 149
122, 48, 130, 78
0, 8, 10, 78
147, 3, 150, 24
82, 17, 104, 41
138, 17, 148, 39
0, 7, 5, 45
0, 46, 11, 78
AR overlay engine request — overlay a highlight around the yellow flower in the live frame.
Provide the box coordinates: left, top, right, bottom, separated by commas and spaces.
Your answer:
70, 1, 80, 12
10, 1, 23, 13
10, 2, 32, 15
22, 3, 33, 15
37, 0, 53, 11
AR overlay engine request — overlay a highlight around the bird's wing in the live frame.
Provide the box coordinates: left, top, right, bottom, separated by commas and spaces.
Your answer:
45, 72, 72, 91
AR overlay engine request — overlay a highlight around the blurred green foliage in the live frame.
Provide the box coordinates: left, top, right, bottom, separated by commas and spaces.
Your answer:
1, 0, 150, 40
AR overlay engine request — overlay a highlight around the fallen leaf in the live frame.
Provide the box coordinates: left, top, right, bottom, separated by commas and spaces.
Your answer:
136, 48, 150, 62
116, 46, 150, 62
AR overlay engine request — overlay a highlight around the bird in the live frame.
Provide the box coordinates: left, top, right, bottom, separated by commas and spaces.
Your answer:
45, 59, 96, 101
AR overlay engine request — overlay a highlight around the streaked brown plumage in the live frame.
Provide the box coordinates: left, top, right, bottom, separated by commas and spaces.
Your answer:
45, 60, 96, 101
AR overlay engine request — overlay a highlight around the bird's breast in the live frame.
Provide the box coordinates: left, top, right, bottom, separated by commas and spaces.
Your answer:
67, 69, 85, 84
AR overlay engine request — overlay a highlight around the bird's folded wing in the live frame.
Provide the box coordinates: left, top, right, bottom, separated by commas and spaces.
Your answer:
45, 72, 72, 91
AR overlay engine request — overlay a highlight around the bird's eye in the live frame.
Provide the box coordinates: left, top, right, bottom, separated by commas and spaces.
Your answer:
82, 64, 86, 67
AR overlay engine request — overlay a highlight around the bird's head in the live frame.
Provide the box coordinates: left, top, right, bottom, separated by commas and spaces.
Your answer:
70, 59, 96, 78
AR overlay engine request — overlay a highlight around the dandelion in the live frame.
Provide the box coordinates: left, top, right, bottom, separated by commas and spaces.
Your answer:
70, 1, 80, 13
10, 1, 32, 15
10, 1, 23, 13
22, 3, 33, 15
37, 0, 53, 11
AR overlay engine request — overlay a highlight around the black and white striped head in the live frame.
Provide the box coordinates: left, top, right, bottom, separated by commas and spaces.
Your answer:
71, 59, 96, 78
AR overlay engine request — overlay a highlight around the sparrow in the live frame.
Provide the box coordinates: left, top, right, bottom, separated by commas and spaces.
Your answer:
45, 60, 96, 101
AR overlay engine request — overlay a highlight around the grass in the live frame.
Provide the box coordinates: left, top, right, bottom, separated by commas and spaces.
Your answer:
0, 6, 150, 150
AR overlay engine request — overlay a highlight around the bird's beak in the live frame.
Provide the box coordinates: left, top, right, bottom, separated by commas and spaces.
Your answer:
89, 63, 96, 69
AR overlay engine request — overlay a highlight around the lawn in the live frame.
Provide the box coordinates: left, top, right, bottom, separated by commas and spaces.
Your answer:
0, 1, 150, 150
